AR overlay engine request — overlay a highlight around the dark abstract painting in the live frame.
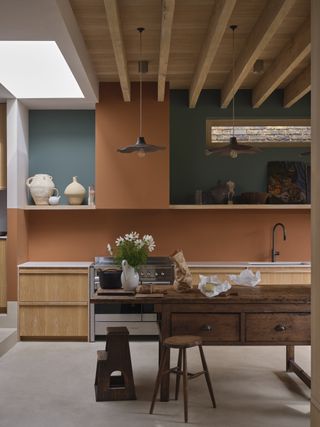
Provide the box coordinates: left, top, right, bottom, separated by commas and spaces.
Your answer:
267, 161, 310, 204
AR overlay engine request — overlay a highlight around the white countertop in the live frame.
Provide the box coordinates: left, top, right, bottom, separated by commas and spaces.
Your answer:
18, 261, 92, 268
188, 261, 311, 268
0, 236, 7, 240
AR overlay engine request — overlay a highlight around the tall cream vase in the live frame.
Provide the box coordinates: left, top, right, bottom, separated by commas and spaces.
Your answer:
64, 176, 86, 205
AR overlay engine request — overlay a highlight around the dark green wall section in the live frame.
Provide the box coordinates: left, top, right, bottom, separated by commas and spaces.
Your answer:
29, 110, 95, 205
170, 90, 310, 204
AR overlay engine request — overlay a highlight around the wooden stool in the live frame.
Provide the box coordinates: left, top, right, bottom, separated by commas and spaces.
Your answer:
150, 335, 216, 423
95, 326, 136, 401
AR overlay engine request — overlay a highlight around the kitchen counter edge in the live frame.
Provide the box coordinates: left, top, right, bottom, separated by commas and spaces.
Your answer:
18, 261, 93, 268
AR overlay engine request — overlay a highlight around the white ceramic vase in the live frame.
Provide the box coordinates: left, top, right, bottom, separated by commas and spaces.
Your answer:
26, 174, 57, 205
121, 260, 140, 291
64, 176, 86, 205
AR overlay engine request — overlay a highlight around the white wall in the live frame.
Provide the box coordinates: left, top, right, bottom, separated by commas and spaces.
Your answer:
7, 100, 29, 209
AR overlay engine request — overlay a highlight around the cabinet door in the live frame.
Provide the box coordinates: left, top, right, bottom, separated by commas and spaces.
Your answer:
19, 269, 88, 302
190, 267, 311, 286
0, 104, 6, 189
19, 305, 88, 338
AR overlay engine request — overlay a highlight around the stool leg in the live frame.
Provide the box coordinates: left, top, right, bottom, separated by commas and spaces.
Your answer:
182, 348, 188, 423
150, 347, 168, 414
175, 348, 183, 400
198, 345, 216, 408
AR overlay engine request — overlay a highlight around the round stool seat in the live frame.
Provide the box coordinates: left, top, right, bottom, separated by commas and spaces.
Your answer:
163, 335, 202, 349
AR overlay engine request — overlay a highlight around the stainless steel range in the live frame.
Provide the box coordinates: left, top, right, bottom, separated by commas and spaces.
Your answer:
89, 256, 174, 341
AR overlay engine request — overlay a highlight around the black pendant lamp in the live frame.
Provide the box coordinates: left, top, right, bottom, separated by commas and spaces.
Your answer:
117, 27, 165, 157
206, 25, 259, 158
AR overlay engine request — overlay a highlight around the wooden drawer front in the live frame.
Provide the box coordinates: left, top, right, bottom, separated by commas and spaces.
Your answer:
19, 272, 88, 302
171, 313, 240, 342
190, 268, 311, 286
246, 313, 310, 343
19, 306, 88, 338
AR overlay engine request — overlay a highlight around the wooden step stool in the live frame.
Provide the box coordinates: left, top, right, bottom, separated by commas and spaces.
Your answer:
94, 326, 136, 401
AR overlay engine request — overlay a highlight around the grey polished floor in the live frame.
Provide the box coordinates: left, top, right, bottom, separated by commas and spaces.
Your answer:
0, 341, 310, 427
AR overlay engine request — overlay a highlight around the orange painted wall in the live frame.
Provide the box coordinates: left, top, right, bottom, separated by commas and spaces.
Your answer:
7, 209, 28, 300
96, 82, 169, 208
26, 209, 310, 263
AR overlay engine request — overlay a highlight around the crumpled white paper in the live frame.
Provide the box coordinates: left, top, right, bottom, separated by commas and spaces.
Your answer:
229, 269, 261, 287
198, 274, 231, 298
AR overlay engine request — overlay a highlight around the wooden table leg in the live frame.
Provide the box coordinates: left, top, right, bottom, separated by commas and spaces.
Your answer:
286, 345, 311, 388
286, 345, 295, 372
160, 309, 171, 402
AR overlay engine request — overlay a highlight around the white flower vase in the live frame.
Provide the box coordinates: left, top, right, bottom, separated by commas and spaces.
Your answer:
121, 260, 140, 291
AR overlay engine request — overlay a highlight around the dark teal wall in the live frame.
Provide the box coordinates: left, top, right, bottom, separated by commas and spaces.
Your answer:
29, 110, 95, 205
170, 90, 310, 204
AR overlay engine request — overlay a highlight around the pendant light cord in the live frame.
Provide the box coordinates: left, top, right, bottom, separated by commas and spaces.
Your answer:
139, 29, 143, 137
231, 25, 236, 138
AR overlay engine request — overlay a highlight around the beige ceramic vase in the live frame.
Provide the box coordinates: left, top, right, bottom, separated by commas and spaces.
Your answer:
64, 176, 86, 205
26, 174, 57, 205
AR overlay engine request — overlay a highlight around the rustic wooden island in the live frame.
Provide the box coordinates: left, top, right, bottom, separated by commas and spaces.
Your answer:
91, 284, 311, 401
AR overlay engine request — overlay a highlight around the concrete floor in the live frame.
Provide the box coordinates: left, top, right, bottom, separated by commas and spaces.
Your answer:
0, 342, 310, 427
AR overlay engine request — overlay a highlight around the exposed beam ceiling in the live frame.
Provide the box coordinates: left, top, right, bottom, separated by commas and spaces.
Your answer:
104, 0, 130, 102
188, 0, 236, 108
70, 0, 311, 108
252, 19, 310, 108
158, 0, 175, 102
220, 0, 295, 108
284, 64, 311, 108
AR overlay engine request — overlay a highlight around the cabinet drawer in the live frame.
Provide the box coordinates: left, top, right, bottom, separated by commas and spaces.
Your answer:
19, 270, 88, 302
19, 305, 88, 338
171, 313, 240, 343
246, 313, 310, 343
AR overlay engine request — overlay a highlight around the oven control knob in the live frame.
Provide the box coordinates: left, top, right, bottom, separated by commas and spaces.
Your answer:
140, 272, 144, 276
147, 272, 151, 277
155, 272, 159, 277
161, 272, 165, 277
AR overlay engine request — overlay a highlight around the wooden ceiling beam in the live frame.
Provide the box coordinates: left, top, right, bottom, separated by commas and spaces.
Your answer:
220, 0, 295, 109
283, 65, 311, 108
189, 0, 236, 108
104, 0, 130, 102
252, 19, 310, 108
158, 0, 175, 102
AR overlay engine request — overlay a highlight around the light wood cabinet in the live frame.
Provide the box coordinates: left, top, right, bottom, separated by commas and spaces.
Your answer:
0, 239, 6, 310
0, 104, 6, 189
18, 268, 88, 339
190, 266, 311, 286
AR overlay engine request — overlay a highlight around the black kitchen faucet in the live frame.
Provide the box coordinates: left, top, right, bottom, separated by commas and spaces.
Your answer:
272, 223, 287, 262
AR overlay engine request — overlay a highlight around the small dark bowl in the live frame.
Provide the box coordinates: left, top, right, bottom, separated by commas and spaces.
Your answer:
240, 192, 269, 204
98, 269, 122, 289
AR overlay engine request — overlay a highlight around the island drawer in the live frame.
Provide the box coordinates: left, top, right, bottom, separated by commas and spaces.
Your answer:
171, 313, 240, 343
245, 313, 311, 343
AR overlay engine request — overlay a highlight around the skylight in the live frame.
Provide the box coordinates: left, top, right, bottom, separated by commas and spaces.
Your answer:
0, 41, 84, 99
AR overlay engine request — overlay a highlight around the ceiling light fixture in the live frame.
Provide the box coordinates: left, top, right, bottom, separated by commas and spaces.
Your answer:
253, 59, 264, 74
117, 28, 165, 157
206, 25, 259, 158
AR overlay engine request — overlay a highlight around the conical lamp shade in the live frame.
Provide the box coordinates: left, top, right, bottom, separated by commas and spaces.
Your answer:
117, 28, 166, 155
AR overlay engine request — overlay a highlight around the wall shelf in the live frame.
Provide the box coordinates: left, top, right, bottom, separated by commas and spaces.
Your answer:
24, 205, 96, 210
169, 204, 311, 210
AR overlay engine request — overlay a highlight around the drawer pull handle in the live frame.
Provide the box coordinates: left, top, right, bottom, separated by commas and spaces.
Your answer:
200, 324, 213, 332
274, 324, 287, 332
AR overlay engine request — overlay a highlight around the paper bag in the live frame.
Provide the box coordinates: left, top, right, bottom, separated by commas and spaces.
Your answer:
171, 250, 193, 292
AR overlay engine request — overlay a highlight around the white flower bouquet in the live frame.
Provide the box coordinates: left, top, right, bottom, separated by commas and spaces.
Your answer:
107, 231, 155, 269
